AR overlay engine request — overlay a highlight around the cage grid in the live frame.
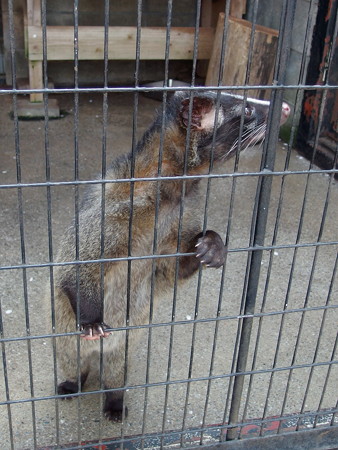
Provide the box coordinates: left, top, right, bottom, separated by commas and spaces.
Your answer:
0, 0, 338, 449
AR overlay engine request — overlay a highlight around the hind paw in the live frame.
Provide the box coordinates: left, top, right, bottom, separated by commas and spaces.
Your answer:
57, 381, 79, 399
104, 394, 128, 422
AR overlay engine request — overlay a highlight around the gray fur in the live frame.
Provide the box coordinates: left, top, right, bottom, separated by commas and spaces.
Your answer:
52, 91, 272, 420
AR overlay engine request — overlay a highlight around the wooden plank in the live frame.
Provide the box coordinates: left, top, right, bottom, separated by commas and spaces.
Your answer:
28, 60, 43, 102
207, 0, 245, 27
198, 0, 214, 77
201, 0, 213, 27
26, 0, 43, 102
206, 14, 278, 99
26, 0, 41, 26
27, 26, 215, 61
230, 0, 246, 18
205, 12, 227, 86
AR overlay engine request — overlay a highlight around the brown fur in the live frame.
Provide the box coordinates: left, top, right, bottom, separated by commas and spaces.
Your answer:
52, 91, 274, 421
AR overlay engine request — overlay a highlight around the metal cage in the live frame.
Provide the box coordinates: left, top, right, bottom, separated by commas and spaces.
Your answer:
0, 0, 337, 449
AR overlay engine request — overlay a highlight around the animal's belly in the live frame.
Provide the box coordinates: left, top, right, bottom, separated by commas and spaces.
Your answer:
103, 260, 153, 328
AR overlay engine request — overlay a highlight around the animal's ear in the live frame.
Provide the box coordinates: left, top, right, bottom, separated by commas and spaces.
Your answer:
179, 96, 215, 131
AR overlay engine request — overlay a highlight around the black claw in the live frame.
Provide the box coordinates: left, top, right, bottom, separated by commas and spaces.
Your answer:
195, 230, 227, 268
81, 322, 111, 338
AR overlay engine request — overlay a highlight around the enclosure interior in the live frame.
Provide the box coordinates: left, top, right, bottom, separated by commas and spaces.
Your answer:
0, 0, 338, 449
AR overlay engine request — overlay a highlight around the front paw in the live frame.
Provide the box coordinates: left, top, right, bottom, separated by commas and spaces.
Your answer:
80, 322, 112, 340
195, 230, 227, 268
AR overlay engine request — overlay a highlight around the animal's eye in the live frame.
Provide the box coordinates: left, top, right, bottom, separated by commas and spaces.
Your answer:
245, 104, 255, 117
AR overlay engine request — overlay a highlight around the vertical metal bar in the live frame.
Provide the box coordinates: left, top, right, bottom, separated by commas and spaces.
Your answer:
226, 0, 297, 440
266, 84, 329, 432
212, 2, 250, 439
157, 71, 207, 440
122, 1, 143, 447
155, 8, 205, 444
241, 0, 318, 436
316, 332, 338, 427
155, 1, 173, 441
184, 6, 258, 432
277, 130, 337, 434
40, 0, 60, 446
271, 11, 337, 425
72, 0, 82, 445
0, 319, 14, 449
215, 0, 262, 439
209, 2, 265, 439
198, 101, 227, 445
223, 138, 263, 439
328, 342, 338, 427
259, 95, 330, 435
7, 0, 38, 446
0, 289, 13, 447
98, 0, 110, 445
141, 1, 173, 447
3, 2, 16, 448
298, 249, 338, 431
179, 1, 206, 443
199, 269, 228, 444
16, 47, 38, 450
199, 121, 229, 444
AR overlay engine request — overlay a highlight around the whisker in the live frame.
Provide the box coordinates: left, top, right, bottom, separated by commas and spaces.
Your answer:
226, 122, 267, 157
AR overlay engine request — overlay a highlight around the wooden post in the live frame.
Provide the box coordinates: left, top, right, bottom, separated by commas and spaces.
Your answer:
230, 0, 246, 18
26, 0, 43, 102
201, 0, 246, 27
206, 13, 279, 99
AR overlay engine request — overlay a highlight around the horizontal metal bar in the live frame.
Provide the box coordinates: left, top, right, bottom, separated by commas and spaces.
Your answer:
211, 425, 338, 450
1, 84, 337, 96
1, 169, 337, 191
0, 411, 333, 450
1, 239, 337, 272
0, 361, 337, 408
1, 302, 337, 344
37, 421, 338, 450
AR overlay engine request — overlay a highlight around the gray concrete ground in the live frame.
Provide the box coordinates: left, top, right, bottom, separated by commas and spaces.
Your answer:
0, 92, 337, 449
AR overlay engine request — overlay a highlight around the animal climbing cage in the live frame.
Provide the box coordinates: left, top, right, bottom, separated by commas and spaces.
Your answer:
0, 0, 337, 449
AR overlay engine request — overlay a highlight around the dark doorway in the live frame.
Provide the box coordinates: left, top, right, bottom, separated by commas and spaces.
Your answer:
296, 0, 338, 177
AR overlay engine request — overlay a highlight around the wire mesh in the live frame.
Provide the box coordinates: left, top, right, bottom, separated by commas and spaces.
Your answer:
0, 0, 337, 449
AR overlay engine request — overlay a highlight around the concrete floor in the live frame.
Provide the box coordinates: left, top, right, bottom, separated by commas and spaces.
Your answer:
0, 92, 337, 449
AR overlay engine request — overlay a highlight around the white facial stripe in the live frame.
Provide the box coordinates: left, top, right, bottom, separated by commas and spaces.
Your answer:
175, 90, 271, 107
246, 97, 270, 106
219, 92, 270, 106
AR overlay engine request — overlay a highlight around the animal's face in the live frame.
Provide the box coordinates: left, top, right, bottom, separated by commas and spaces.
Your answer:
175, 91, 290, 165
